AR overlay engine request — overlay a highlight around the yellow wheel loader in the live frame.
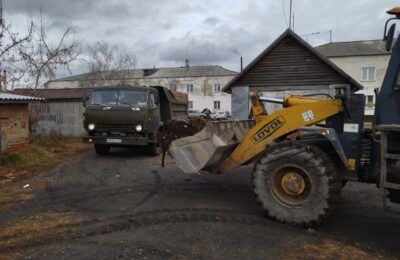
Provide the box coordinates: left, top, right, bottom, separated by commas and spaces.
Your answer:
169, 8, 400, 226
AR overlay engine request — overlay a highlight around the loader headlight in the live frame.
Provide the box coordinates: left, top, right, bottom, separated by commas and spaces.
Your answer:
88, 123, 95, 130
135, 125, 142, 132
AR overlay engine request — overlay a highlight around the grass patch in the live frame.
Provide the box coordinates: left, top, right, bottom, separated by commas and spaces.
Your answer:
0, 137, 90, 186
3, 144, 58, 168
0, 211, 82, 258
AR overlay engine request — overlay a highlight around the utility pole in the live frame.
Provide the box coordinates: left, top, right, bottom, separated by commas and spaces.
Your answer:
329, 30, 333, 43
289, 0, 293, 30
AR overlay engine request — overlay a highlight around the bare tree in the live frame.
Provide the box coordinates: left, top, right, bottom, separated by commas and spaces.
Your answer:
86, 42, 137, 86
18, 16, 80, 89
0, 0, 81, 90
0, 1, 33, 90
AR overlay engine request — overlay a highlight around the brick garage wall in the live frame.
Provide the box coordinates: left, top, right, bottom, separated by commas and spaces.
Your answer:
0, 103, 29, 154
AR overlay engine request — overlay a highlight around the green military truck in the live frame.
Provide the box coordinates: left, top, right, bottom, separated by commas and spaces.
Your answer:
83, 86, 188, 155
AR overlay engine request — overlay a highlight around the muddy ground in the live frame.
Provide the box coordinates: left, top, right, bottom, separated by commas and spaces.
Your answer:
0, 148, 399, 259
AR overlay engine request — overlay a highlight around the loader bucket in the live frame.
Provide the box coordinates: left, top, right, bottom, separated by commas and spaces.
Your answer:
170, 120, 255, 173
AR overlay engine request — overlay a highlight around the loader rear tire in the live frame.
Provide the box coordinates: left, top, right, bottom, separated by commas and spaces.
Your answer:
252, 142, 342, 226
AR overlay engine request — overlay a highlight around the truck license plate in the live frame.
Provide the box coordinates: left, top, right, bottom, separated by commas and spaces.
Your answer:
106, 138, 122, 143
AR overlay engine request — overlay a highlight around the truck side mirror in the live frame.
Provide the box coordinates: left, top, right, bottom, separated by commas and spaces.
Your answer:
83, 97, 89, 107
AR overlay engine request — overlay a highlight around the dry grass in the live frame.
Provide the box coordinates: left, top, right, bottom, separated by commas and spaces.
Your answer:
0, 137, 90, 187
0, 211, 82, 258
0, 137, 90, 209
283, 239, 388, 259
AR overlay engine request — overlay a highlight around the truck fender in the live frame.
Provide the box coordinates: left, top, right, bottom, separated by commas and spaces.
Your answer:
153, 121, 164, 142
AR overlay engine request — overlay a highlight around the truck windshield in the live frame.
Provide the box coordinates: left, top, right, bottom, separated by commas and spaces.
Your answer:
90, 89, 148, 107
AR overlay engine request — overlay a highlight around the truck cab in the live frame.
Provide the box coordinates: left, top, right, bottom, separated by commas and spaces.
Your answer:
83, 86, 187, 155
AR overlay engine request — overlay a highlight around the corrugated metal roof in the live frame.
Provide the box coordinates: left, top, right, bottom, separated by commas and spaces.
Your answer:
49, 65, 237, 83
0, 93, 43, 102
12, 88, 92, 101
316, 39, 390, 57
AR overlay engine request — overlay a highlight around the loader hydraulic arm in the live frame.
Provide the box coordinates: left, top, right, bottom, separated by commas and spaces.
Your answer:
216, 95, 343, 173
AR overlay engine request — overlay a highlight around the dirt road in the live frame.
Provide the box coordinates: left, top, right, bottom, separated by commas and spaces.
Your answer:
1, 148, 399, 259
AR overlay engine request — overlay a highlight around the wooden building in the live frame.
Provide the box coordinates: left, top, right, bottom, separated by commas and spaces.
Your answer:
223, 29, 363, 119
12, 88, 92, 137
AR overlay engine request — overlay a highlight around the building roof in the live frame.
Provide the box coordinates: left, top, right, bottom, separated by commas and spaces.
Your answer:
11, 88, 93, 101
316, 39, 390, 58
0, 93, 43, 103
49, 65, 237, 83
223, 29, 363, 93
145, 66, 237, 78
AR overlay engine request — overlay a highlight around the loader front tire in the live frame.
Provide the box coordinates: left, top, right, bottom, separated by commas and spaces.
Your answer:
252, 142, 341, 226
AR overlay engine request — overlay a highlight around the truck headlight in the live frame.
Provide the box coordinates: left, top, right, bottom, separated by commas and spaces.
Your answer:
135, 125, 142, 132
88, 123, 95, 130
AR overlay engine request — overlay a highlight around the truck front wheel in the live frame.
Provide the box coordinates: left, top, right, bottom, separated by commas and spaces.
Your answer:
252, 142, 342, 226
94, 144, 111, 155
147, 143, 160, 156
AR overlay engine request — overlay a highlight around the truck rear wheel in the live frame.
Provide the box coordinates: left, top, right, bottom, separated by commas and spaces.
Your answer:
94, 144, 111, 155
252, 142, 342, 226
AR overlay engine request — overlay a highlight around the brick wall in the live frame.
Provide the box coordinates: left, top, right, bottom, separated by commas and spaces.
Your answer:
0, 103, 30, 154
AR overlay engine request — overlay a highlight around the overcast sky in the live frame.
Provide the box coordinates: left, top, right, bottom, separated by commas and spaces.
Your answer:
3, 0, 399, 76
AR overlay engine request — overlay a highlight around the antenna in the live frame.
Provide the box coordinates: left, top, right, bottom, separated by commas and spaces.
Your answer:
289, 0, 293, 29
292, 12, 295, 31
301, 32, 320, 42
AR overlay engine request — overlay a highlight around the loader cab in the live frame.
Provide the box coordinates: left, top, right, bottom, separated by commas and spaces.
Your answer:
375, 9, 400, 125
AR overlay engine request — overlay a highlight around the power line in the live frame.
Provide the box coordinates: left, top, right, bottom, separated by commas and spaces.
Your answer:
282, 0, 288, 28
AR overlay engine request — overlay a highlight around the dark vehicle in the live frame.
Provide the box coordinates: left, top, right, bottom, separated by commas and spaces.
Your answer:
83, 86, 187, 155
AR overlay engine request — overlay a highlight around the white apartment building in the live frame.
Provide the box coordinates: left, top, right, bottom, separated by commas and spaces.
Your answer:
45, 65, 237, 114
316, 40, 391, 115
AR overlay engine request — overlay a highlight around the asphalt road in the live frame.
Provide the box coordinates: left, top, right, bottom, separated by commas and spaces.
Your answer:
1, 148, 400, 259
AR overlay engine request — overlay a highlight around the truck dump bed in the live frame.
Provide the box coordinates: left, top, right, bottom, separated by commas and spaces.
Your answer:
155, 86, 188, 121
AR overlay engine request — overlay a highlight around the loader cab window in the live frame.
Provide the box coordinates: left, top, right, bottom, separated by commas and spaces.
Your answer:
396, 67, 400, 87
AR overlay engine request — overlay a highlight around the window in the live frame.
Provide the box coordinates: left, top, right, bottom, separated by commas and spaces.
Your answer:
90, 89, 148, 107
213, 83, 221, 92
188, 101, 193, 109
365, 95, 374, 107
214, 100, 221, 110
170, 84, 177, 91
186, 84, 193, 93
149, 93, 159, 108
361, 67, 376, 81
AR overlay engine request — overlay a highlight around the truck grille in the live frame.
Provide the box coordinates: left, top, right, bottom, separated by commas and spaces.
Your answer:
95, 124, 136, 132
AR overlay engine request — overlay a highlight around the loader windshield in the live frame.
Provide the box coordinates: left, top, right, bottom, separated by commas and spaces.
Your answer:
90, 89, 148, 107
